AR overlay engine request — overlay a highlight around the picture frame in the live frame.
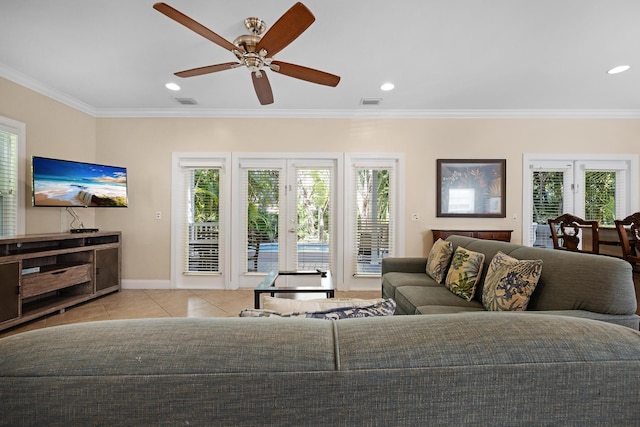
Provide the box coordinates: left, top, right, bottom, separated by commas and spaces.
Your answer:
437, 159, 506, 218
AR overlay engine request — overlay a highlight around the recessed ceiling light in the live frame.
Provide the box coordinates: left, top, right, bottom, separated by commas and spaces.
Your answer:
607, 65, 630, 75
380, 82, 395, 91
165, 82, 181, 91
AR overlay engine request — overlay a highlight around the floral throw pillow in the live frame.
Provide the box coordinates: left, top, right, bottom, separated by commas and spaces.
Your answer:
426, 238, 454, 284
445, 247, 485, 301
482, 252, 543, 311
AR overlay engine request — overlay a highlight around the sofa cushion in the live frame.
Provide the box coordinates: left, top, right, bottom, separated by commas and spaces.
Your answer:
482, 251, 543, 311
262, 296, 384, 313
445, 247, 485, 301
415, 305, 485, 315
382, 272, 439, 300
425, 238, 453, 284
395, 286, 483, 315
240, 299, 396, 319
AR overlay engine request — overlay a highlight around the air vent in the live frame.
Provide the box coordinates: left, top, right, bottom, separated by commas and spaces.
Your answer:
175, 97, 198, 105
360, 98, 382, 106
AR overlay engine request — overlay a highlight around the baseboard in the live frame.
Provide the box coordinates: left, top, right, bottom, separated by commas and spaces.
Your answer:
122, 279, 172, 290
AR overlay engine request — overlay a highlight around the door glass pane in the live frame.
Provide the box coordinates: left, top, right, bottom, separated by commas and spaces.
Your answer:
355, 169, 390, 274
531, 171, 564, 248
296, 168, 331, 271
584, 171, 616, 226
247, 169, 279, 273
187, 168, 219, 272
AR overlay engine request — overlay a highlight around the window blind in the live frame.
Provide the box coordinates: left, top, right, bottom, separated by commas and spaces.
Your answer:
183, 167, 220, 273
0, 128, 18, 236
584, 171, 616, 225
352, 167, 394, 276
244, 168, 280, 273
295, 167, 332, 272
531, 170, 564, 248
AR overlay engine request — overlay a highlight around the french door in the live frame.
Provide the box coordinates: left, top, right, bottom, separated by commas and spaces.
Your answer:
233, 156, 338, 287
523, 155, 637, 247
171, 154, 231, 289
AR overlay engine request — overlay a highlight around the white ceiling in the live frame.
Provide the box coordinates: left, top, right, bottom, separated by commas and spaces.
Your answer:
1, 0, 639, 117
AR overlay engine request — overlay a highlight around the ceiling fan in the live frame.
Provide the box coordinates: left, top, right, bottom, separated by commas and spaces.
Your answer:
153, 2, 341, 105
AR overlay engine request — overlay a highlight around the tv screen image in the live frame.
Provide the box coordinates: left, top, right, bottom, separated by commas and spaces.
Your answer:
32, 156, 128, 207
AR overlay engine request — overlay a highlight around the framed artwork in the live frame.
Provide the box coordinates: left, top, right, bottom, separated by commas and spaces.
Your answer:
437, 159, 506, 218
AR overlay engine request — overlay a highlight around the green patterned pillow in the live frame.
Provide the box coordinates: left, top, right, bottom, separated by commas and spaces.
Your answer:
482, 251, 543, 311
425, 238, 454, 284
445, 247, 485, 301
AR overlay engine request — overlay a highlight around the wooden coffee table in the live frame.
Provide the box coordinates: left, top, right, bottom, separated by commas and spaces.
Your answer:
254, 270, 334, 309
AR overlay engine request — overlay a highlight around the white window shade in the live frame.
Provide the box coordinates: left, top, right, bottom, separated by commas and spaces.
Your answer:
182, 167, 221, 274
294, 167, 333, 272
242, 168, 280, 273
0, 127, 18, 236
352, 166, 394, 276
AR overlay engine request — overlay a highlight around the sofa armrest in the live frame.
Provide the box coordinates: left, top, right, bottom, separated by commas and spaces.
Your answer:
382, 257, 428, 275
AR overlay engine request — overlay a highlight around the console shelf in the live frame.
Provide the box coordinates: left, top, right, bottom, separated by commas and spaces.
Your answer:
0, 232, 121, 331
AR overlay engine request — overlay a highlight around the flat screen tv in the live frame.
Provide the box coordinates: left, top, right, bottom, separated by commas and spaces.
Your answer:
32, 156, 128, 207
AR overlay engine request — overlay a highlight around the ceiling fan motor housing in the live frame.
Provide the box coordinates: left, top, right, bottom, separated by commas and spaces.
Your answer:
233, 34, 261, 53
234, 32, 271, 73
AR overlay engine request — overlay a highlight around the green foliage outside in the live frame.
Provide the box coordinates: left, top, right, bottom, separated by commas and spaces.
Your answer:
585, 171, 616, 225
247, 170, 279, 241
192, 169, 219, 223
532, 170, 616, 226
356, 169, 390, 222
532, 171, 563, 224
296, 169, 330, 243
191, 168, 391, 245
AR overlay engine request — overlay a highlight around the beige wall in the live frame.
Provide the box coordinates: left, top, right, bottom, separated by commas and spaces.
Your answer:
3, 77, 640, 282
0, 78, 97, 233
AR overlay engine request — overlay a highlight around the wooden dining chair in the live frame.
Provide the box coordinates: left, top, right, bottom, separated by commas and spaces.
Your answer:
614, 212, 640, 271
548, 213, 599, 254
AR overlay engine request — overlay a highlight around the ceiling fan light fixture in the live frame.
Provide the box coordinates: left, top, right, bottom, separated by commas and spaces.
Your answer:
380, 82, 395, 91
165, 82, 181, 91
607, 65, 630, 75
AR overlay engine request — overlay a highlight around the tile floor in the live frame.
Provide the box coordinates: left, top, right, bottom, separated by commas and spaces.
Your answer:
0, 288, 382, 339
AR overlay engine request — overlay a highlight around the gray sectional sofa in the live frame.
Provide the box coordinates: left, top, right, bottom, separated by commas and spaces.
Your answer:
1, 314, 640, 425
383, 235, 640, 329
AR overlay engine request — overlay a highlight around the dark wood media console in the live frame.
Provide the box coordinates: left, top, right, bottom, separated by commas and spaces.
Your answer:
0, 231, 121, 331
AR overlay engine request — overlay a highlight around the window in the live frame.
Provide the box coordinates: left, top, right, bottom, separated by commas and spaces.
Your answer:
523, 155, 638, 247
245, 168, 280, 273
171, 153, 230, 289
353, 168, 392, 275
345, 154, 403, 288
0, 116, 25, 236
186, 168, 220, 273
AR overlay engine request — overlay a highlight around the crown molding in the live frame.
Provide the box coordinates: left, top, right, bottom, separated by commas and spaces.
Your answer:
94, 108, 640, 119
0, 64, 96, 116
3, 64, 640, 120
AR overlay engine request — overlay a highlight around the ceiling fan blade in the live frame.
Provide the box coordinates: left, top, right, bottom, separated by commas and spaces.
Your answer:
251, 72, 274, 105
153, 2, 239, 52
256, 2, 315, 57
270, 61, 340, 87
175, 62, 241, 78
